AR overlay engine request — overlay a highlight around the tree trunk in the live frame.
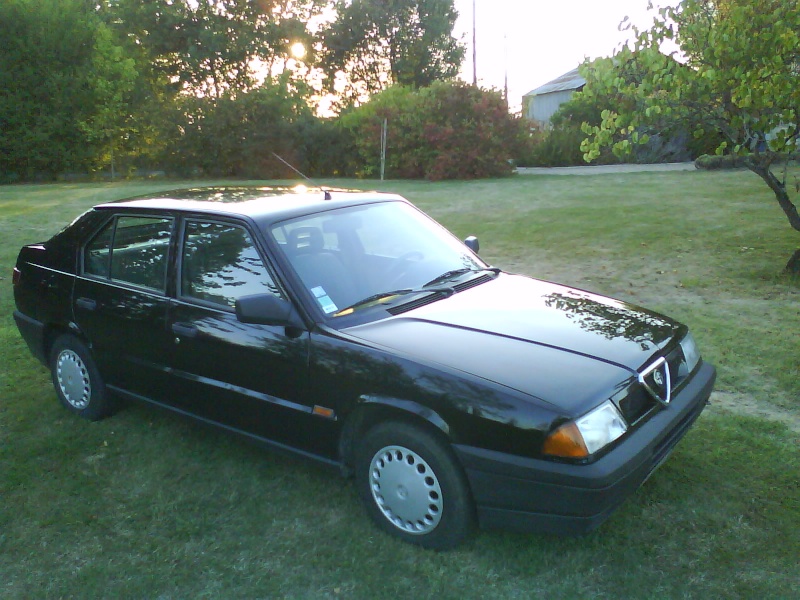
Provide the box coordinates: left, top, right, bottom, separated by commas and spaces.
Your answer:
747, 160, 800, 232
746, 158, 800, 272
786, 249, 800, 274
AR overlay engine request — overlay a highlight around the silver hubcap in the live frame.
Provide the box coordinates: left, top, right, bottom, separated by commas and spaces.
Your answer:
56, 350, 91, 410
369, 445, 443, 535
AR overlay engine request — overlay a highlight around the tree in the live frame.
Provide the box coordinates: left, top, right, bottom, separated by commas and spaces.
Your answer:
320, 0, 465, 102
580, 0, 800, 271
97, 0, 326, 173
103, 0, 256, 99
77, 24, 138, 178
0, 0, 136, 180
168, 77, 319, 178
552, 56, 723, 165
102, 0, 326, 99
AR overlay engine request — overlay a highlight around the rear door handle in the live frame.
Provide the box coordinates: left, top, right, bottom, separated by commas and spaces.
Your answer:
76, 297, 97, 311
171, 322, 198, 338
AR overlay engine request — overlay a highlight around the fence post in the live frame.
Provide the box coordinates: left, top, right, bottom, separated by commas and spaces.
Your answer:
380, 118, 387, 181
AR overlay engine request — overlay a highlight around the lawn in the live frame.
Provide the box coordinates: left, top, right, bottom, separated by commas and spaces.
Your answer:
1, 171, 798, 598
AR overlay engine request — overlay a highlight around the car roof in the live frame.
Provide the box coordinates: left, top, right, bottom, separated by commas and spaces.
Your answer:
95, 186, 406, 224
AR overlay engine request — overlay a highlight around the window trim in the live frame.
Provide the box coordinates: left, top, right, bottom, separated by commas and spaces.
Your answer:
177, 216, 285, 311
81, 212, 175, 295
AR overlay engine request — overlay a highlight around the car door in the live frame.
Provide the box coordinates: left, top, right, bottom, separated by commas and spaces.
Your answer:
73, 213, 175, 400
165, 217, 317, 450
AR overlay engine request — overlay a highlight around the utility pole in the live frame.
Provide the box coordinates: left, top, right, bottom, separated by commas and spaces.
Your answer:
472, 0, 477, 86
503, 33, 508, 108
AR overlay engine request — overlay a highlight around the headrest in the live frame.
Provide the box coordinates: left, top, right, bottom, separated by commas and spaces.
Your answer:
288, 226, 324, 253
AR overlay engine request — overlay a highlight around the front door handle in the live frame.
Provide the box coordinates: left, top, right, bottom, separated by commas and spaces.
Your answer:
171, 322, 198, 338
76, 297, 97, 311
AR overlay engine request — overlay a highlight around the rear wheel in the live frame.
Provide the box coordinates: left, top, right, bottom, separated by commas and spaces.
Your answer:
355, 421, 475, 549
49, 335, 112, 421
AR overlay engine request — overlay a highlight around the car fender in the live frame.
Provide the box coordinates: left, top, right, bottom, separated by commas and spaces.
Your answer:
337, 394, 452, 475
358, 394, 451, 435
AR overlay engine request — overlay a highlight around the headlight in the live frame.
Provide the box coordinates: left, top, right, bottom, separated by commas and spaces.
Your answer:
680, 332, 701, 374
543, 400, 628, 459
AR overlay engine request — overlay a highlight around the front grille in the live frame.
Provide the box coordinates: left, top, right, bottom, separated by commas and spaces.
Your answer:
640, 357, 671, 405
619, 386, 656, 424
634, 343, 692, 410
622, 342, 694, 424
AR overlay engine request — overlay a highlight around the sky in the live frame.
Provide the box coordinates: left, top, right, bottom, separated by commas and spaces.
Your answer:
451, 0, 668, 111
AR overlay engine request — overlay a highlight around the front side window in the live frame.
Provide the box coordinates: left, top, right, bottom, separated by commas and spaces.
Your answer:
84, 215, 172, 292
181, 220, 280, 308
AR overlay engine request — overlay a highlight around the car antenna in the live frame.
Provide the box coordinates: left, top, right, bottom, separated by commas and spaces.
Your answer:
271, 152, 332, 200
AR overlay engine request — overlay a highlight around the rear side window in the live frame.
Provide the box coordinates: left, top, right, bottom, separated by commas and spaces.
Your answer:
180, 220, 281, 308
84, 215, 173, 292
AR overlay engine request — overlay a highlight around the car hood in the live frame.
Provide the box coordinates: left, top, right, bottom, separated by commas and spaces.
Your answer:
342, 274, 683, 413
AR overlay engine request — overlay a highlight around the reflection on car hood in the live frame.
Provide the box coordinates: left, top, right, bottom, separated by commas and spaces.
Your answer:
342, 274, 682, 412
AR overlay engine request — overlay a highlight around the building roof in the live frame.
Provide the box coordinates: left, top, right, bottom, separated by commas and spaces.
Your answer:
523, 67, 586, 97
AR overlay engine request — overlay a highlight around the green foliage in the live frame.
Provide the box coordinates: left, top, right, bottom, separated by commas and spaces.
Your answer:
523, 57, 719, 169
339, 82, 525, 180
164, 80, 318, 178
96, 0, 323, 177
297, 118, 360, 178
320, 0, 464, 101
158, 79, 355, 179
77, 24, 138, 174
0, 0, 136, 181
2, 0, 474, 181
338, 85, 422, 178
521, 127, 593, 167
578, 43, 732, 163
101, 0, 326, 99
523, 94, 621, 167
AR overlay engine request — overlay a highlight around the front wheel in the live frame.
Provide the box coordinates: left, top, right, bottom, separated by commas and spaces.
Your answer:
49, 334, 113, 421
355, 421, 475, 549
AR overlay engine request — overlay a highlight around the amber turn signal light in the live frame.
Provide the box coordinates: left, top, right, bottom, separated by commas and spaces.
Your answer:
542, 422, 589, 458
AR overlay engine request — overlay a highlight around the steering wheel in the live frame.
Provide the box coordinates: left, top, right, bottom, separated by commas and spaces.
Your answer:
385, 251, 425, 288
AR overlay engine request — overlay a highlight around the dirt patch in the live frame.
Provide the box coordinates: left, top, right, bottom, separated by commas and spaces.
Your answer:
707, 391, 800, 435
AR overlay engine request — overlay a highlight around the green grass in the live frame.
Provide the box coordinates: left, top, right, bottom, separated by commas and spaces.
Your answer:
1, 172, 799, 598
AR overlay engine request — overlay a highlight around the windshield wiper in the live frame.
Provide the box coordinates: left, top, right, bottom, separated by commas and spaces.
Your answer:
334, 268, 501, 317
423, 267, 501, 288
334, 286, 455, 316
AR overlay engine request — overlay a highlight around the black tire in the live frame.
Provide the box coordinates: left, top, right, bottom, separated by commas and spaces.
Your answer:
355, 421, 476, 550
49, 335, 112, 421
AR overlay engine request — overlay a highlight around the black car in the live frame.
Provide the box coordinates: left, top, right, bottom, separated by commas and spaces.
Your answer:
12, 186, 716, 549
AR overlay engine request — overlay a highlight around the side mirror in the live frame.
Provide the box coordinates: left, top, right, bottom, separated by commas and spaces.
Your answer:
235, 293, 304, 330
464, 235, 480, 254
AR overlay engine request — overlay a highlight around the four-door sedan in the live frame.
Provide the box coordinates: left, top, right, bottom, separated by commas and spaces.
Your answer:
12, 186, 716, 549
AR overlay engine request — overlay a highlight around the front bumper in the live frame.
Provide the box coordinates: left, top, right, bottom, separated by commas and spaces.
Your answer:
453, 361, 716, 535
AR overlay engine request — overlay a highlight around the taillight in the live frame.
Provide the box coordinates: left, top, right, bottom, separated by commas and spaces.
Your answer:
12, 267, 21, 286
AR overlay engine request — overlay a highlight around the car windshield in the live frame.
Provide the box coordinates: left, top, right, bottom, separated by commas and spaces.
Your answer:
269, 200, 488, 317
